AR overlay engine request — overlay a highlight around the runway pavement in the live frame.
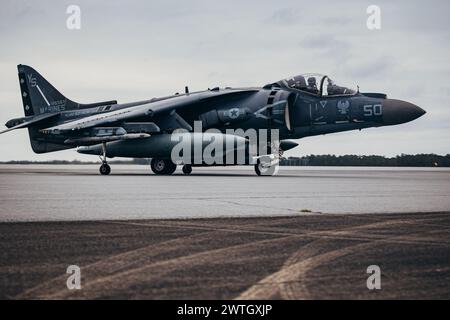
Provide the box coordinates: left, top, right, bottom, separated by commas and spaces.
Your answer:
1, 165, 450, 221
0, 165, 449, 299
0, 212, 449, 299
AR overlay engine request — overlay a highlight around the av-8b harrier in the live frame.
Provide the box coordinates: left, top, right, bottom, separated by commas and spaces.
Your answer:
1, 65, 425, 175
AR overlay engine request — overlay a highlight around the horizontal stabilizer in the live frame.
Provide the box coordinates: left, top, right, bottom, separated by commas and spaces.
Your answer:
1, 113, 60, 134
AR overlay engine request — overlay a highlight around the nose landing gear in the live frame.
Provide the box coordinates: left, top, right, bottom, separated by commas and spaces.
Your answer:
253, 153, 280, 176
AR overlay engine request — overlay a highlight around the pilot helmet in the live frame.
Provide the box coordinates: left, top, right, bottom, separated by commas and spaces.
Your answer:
307, 77, 317, 86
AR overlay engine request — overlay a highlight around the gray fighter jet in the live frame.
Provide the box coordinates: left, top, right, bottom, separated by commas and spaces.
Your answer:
1, 65, 425, 175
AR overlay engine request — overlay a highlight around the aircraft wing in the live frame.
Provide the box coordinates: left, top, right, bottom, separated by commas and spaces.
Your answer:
42, 103, 154, 133
42, 89, 258, 133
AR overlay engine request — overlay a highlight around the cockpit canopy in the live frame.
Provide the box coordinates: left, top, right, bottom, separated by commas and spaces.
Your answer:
280, 74, 356, 96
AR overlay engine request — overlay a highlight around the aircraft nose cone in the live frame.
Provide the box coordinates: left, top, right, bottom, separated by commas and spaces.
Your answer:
382, 99, 426, 125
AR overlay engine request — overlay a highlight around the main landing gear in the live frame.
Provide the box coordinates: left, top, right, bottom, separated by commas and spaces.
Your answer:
149, 160, 192, 175
150, 158, 177, 175
99, 142, 111, 175
182, 164, 192, 175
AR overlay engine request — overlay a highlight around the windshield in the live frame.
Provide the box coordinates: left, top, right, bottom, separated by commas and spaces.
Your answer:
323, 77, 356, 96
284, 74, 322, 95
283, 74, 356, 96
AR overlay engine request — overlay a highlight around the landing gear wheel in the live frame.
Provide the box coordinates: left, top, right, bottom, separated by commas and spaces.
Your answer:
182, 164, 192, 175
151, 158, 177, 175
100, 163, 111, 175
254, 163, 262, 176
99, 142, 111, 175
254, 158, 277, 176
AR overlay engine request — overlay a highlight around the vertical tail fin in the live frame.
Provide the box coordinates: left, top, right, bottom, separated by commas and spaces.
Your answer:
17, 64, 80, 116
17, 65, 81, 153
15, 65, 118, 154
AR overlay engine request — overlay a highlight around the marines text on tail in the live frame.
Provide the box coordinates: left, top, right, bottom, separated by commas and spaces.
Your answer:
1, 65, 425, 175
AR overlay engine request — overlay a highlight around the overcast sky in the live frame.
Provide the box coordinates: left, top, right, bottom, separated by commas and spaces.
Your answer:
0, 0, 449, 161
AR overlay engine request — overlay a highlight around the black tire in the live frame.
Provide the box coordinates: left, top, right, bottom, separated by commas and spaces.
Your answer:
151, 158, 176, 175
99, 163, 111, 175
254, 163, 262, 176
254, 160, 277, 176
182, 164, 192, 175
164, 161, 177, 175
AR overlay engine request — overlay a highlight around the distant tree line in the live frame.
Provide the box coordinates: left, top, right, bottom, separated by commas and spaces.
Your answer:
0, 158, 150, 165
1, 154, 449, 167
280, 154, 450, 167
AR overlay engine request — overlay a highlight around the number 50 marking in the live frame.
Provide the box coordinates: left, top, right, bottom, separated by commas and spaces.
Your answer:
363, 104, 382, 116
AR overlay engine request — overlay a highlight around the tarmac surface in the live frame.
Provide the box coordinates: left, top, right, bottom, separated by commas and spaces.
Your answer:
0, 165, 449, 299
0, 212, 449, 299
1, 165, 450, 221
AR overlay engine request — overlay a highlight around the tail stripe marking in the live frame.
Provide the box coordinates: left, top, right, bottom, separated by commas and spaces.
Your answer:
36, 84, 50, 106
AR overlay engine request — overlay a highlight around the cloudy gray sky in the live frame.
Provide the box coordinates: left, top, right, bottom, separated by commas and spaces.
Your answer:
0, 0, 449, 161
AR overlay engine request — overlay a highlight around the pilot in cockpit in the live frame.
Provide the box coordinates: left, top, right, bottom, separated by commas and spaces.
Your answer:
293, 76, 307, 91
326, 78, 355, 95
327, 78, 344, 95
306, 77, 319, 94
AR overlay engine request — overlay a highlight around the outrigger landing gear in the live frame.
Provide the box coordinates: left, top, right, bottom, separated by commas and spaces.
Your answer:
99, 142, 111, 175
182, 164, 192, 175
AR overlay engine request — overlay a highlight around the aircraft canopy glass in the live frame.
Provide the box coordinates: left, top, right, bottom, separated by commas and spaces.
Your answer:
283, 74, 356, 96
